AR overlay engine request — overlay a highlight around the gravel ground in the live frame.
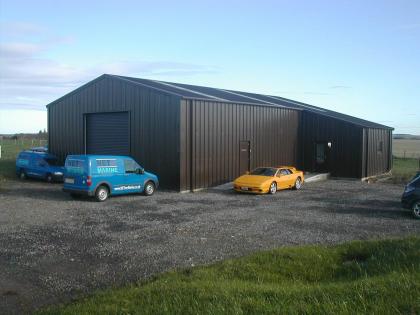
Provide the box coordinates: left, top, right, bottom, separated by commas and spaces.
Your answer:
0, 178, 418, 314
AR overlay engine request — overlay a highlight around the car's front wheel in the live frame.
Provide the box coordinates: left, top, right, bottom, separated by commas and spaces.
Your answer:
143, 181, 155, 196
269, 182, 277, 194
412, 201, 420, 219
293, 177, 302, 190
95, 185, 109, 202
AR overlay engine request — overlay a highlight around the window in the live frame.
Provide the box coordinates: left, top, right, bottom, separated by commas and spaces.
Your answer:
66, 159, 84, 168
279, 169, 291, 176
45, 158, 59, 166
250, 167, 277, 176
124, 159, 139, 173
36, 158, 47, 167
96, 159, 117, 167
378, 141, 383, 153
65, 159, 85, 174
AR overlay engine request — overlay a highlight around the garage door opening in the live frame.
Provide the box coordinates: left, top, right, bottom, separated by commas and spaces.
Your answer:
85, 112, 129, 155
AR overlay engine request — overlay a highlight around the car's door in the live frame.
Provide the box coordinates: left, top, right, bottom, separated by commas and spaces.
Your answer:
276, 169, 293, 189
123, 158, 144, 193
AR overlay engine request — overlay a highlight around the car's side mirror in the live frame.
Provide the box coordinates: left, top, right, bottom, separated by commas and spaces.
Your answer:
137, 168, 145, 174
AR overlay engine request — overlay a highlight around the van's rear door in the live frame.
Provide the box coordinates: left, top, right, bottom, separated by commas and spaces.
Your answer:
64, 157, 87, 189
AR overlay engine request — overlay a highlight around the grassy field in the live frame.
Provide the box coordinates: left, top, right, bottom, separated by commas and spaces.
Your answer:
391, 157, 420, 183
0, 138, 47, 181
37, 237, 420, 315
393, 139, 420, 159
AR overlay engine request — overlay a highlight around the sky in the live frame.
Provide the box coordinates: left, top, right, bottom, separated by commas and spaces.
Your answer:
0, 0, 419, 134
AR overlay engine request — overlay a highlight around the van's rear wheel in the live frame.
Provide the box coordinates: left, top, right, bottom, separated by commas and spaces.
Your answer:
95, 185, 109, 202
143, 181, 155, 196
18, 170, 26, 180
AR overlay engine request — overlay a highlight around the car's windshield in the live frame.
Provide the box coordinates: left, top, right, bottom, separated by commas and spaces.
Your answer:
250, 167, 277, 176
409, 172, 420, 184
45, 158, 59, 166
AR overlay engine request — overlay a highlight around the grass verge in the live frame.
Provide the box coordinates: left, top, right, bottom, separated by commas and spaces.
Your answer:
391, 157, 419, 183
37, 237, 420, 315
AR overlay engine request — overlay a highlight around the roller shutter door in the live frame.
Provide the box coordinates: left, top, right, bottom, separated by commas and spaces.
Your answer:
86, 112, 129, 155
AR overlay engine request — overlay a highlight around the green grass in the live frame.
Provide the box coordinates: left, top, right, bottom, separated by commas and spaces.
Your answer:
37, 237, 420, 315
0, 139, 46, 181
391, 157, 420, 184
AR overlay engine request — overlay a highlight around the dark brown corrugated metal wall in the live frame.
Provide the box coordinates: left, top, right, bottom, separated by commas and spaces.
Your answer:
364, 128, 392, 177
179, 100, 300, 191
301, 111, 364, 178
48, 76, 181, 189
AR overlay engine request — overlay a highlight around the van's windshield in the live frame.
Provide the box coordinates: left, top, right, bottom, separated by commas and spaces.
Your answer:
45, 158, 60, 166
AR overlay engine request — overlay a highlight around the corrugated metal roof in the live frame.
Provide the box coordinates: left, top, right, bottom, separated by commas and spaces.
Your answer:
113, 74, 392, 130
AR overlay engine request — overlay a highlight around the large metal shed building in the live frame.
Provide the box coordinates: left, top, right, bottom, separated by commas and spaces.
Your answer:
47, 74, 393, 191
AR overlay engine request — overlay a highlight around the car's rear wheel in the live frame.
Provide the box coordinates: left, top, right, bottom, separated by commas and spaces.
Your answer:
269, 182, 277, 194
95, 185, 109, 202
293, 177, 302, 190
143, 181, 155, 196
413, 201, 420, 219
18, 170, 26, 180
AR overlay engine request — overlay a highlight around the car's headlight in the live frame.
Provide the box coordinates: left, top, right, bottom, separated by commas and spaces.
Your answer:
54, 172, 63, 175
404, 185, 415, 193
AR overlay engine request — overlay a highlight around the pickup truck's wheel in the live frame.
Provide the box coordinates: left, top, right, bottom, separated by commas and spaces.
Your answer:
293, 177, 302, 190
18, 170, 27, 180
143, 181, 155, 196
95, 185, 109, 202
269, 182, 277, 194
46, 173, 53, 183
413, 201, 420, 219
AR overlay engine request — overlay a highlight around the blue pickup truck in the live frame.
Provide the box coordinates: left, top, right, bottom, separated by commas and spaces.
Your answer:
16, 150, 64, 182
63, 155, 159, 201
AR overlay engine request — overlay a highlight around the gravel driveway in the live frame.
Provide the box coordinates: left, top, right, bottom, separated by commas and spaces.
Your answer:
0, 178, 418, 314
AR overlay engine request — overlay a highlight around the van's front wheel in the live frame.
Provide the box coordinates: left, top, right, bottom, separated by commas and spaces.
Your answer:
95, 185, 109, 202
143, 181, 155, 196
46, 173, 53, 183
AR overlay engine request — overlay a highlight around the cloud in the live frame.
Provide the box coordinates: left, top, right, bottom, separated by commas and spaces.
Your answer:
0, 22, 218, 111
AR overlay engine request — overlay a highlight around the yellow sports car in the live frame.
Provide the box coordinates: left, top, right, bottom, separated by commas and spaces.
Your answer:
233, 166, 304, 194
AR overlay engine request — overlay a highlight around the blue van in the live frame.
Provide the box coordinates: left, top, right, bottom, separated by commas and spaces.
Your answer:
63, 155, 159, 201
16, 150, 64, 182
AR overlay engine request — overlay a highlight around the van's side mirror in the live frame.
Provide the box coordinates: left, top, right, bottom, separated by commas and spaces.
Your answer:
137, 168, 145, 174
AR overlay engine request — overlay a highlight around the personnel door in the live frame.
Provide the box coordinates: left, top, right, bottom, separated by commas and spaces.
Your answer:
239, 141, 250, 175
314, 142, 331, 172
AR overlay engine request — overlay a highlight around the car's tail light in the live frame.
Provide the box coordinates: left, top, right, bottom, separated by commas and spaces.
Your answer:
86, 176, 92, 186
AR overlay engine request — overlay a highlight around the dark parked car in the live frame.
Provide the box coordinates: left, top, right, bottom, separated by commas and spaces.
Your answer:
401, 171, 420, 219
